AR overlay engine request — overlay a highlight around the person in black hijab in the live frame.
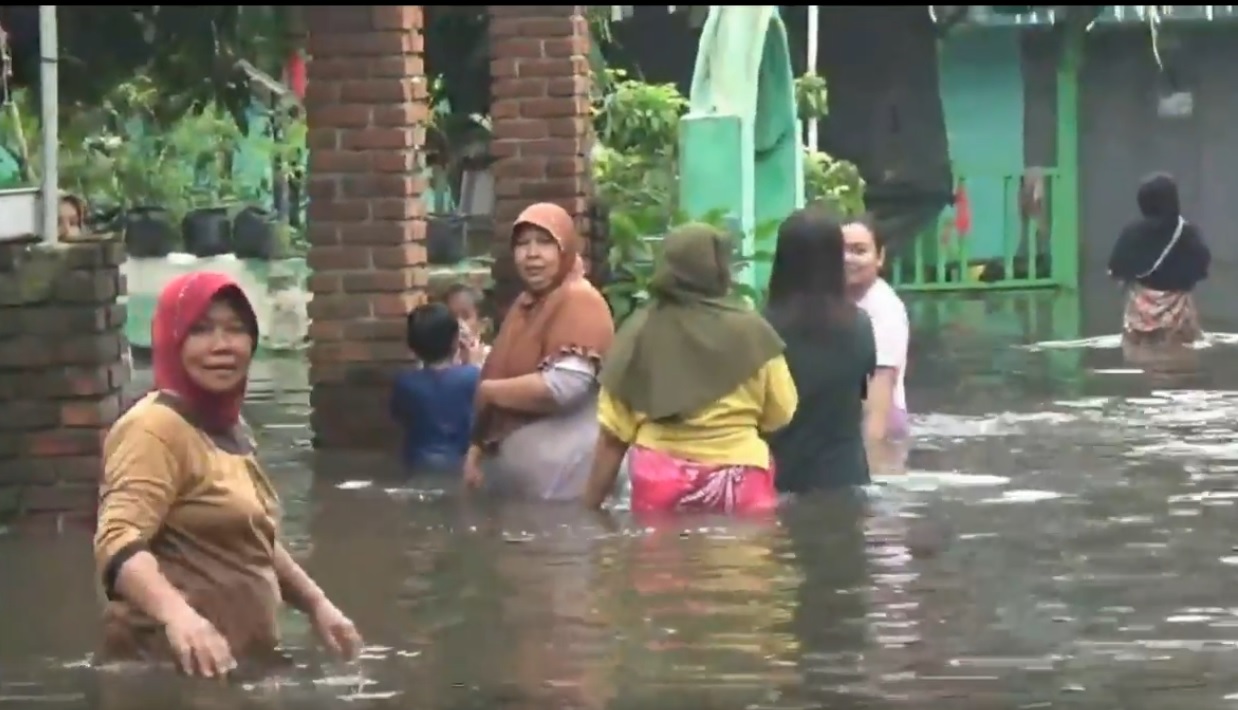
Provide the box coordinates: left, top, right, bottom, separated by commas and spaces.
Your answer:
1107, 173, 1210, 347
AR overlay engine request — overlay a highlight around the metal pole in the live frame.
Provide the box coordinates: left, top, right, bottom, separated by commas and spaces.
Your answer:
38, 6, 59, 243
806, 5, 819, 152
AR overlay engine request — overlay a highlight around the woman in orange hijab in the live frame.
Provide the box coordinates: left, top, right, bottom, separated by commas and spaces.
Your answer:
463, 203, 615, 500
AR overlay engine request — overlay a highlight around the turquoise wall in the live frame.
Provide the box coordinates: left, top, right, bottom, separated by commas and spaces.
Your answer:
938, 29, 1025, 261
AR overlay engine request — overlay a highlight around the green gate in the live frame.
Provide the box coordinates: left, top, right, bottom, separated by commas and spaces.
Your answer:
888, 168, 1077, 292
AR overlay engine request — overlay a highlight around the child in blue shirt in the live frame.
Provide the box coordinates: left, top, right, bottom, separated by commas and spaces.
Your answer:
390, 302, 481, 473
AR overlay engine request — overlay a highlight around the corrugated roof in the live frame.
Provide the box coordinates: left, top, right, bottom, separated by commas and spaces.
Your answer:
961, 5, 1238, 27
606, 6, 710, 26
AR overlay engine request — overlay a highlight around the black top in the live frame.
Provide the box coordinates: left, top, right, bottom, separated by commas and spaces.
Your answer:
1108, 174, 1210, 292
766, 309, 876, 493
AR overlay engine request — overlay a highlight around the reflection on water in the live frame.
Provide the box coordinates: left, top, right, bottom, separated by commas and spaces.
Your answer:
1020, 331, 1238, 352
9, 292, 1238, 707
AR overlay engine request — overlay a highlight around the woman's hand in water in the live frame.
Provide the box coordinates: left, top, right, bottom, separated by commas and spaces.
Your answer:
463, 459, 485, 490
309, 599, 363, 660
865, 437, 905, 477
463, 445, 485, 490
163, 605, 236, 678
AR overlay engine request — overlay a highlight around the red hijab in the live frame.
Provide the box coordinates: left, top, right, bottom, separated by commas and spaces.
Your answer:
152, 272, 258, 432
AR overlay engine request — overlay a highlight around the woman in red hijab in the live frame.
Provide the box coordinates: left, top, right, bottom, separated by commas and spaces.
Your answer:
94, 272, 362, 677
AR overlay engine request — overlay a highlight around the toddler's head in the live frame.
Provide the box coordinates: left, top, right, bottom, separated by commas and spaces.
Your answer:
442, 283, 479, 326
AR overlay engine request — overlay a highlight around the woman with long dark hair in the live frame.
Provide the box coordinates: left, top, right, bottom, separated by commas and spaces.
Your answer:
764, 208, 877, 493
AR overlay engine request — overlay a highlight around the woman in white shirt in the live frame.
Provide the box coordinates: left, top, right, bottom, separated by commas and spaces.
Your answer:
842, 217, 910, 442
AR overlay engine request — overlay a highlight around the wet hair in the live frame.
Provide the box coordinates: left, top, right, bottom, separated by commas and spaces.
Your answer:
406, 302, 459, 365
766, 207, 856, 333
844, 212, 885, 252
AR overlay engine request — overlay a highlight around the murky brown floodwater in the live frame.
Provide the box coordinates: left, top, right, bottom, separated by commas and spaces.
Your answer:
6, 292, 1238, 709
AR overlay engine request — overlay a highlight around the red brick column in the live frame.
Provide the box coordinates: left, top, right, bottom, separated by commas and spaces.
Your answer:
304, 6, 428, 449
488, 6, 595, 315
0, 237, 128, 532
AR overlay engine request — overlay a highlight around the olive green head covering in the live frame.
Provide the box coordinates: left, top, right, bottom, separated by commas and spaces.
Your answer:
599, 223, 785, 421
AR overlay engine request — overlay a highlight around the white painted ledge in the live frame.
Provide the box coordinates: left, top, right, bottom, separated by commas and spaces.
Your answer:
0, 188, 41, 243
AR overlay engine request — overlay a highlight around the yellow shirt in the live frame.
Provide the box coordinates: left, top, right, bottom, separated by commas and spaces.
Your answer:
598, 355, 798, 468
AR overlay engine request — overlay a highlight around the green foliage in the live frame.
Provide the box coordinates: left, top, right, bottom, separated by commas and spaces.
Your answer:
794, 72, 828, 121
0, 6, 300, 134
54, 6, 297, 131
423, 8, 490, 119
794, 72, 866, 215
424, 75, 491, 212
593, 69, 687, 156
803, 150, 866, 217
0, 73, 306, 251
604, 207, 780, 323
591, 69, 865, 319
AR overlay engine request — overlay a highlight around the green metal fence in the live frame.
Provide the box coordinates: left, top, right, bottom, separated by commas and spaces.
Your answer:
888, 168, 1074, 292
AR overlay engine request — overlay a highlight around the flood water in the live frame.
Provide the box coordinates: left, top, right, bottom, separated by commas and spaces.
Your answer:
6, 291, 1238, 709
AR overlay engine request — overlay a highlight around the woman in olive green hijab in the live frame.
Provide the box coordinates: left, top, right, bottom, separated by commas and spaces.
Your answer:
583, 223, 798, 513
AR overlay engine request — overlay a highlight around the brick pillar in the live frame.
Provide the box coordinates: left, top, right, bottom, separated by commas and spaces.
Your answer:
0, 237, 128, 532
304, 6, 428, 449
488, 6, 595, 315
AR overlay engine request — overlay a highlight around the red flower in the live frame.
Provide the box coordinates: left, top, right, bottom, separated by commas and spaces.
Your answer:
953, 182, 972, 237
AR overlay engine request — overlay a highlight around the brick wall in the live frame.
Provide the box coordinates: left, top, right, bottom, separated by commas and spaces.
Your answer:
0, 237, 128, 532
488, 6, 596, 315
303, 6, 429, 449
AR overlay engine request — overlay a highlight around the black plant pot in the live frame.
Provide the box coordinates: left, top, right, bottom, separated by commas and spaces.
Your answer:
183, 207, 233, 258
124, 206, 178, 258
88, 205, 124, 235
232, 206, 278, 260
427, 215, 466, 266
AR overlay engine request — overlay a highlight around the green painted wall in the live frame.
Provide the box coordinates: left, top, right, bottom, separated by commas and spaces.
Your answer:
938, 28, 1026, 262
680, 7, 802, 294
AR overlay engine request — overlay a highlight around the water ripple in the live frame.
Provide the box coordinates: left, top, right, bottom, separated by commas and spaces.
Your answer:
7, 343, 1238, 708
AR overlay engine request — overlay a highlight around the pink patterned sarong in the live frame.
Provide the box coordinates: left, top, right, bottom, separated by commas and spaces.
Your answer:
628, 445, 778, 515
1122, 283, 1201, 345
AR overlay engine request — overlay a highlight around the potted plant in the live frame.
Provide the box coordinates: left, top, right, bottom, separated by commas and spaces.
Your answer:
80, 76, 196, 257
424, 76, 492, 266
232, 101, 307, 261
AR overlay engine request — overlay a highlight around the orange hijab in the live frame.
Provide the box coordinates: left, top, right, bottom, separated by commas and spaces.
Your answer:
473, 203, 615, 446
